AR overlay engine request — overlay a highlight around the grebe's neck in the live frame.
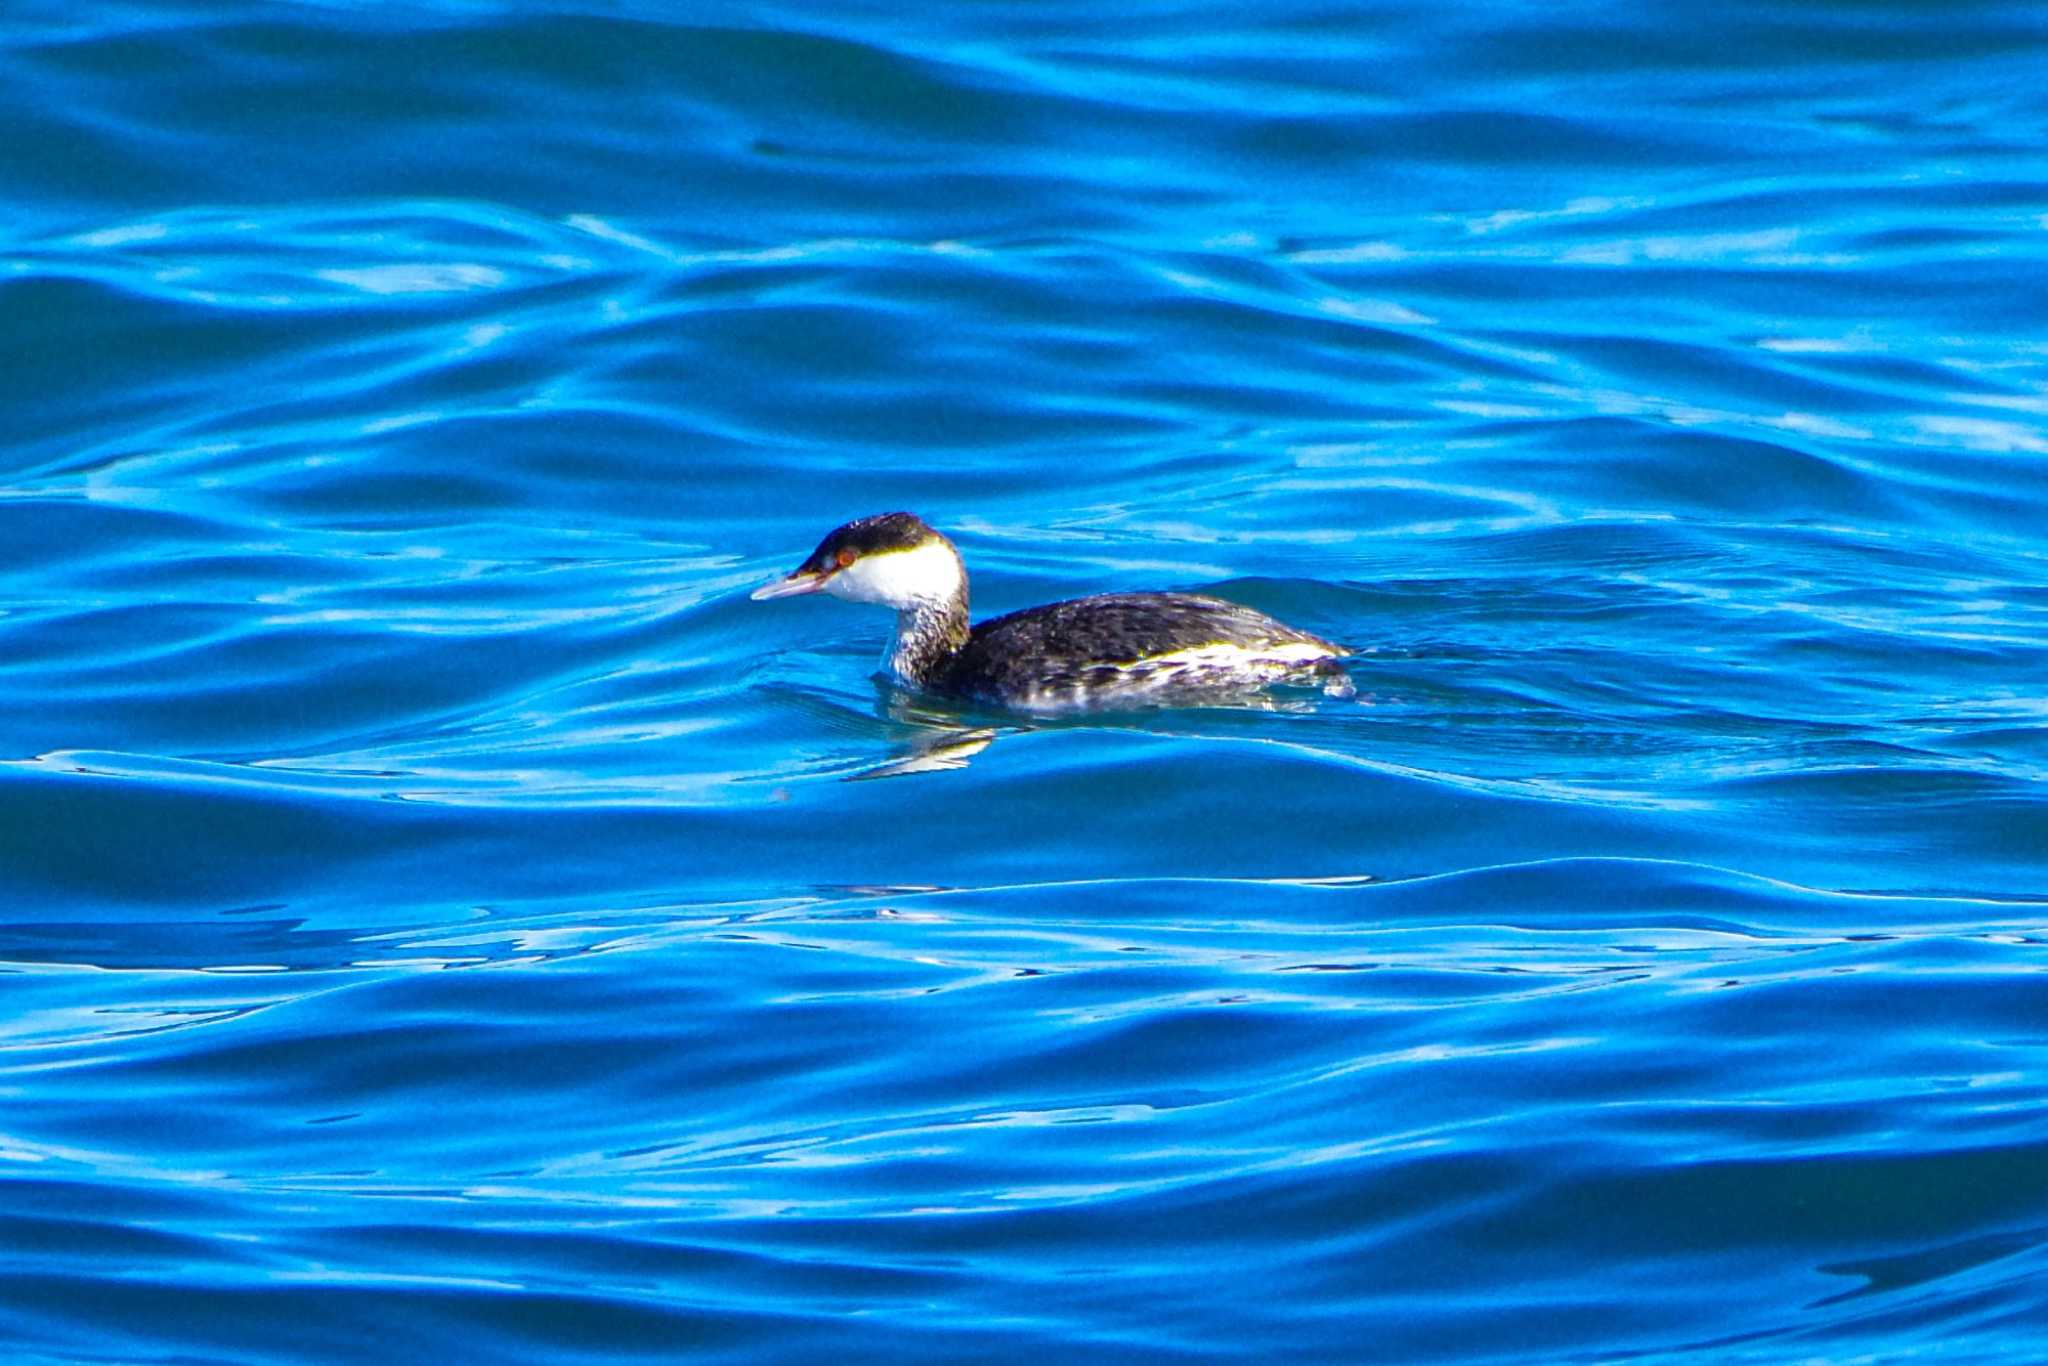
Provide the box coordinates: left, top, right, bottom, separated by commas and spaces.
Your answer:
886, 587, 970, 688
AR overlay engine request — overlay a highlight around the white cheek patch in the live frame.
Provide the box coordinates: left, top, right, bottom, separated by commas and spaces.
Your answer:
826, 540, 963, 608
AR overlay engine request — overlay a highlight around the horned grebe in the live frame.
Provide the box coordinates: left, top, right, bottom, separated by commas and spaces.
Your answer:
750, 512, 1353, 712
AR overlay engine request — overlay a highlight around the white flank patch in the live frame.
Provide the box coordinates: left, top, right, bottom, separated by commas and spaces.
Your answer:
826, 539, 964, 609
1141, 641, 1336, 669
1010, 640, 1345, 714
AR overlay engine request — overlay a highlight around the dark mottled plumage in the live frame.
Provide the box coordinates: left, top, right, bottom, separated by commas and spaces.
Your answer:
938, 592, 1344, 706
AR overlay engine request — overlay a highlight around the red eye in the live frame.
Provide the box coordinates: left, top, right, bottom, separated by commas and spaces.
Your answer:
836, 548, 857, 568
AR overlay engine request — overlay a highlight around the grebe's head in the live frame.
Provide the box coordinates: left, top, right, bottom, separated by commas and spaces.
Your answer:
750, 512, 965, 611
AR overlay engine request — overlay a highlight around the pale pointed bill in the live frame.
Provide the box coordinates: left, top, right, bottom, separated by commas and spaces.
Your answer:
749, 572, 831, 601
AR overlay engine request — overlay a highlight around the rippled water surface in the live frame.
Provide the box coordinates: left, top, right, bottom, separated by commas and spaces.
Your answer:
5, 3, 2048, 1361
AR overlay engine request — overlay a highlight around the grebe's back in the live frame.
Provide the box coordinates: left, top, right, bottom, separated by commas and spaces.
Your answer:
945, 590, 1348, 711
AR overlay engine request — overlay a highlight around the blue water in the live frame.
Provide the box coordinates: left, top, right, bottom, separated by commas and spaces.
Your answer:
5, 3, 2048, 1361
